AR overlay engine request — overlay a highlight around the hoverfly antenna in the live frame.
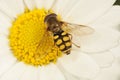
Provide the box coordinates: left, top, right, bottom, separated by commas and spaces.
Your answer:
44, 13, 57, 23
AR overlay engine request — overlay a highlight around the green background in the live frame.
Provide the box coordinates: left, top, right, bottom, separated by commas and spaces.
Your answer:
114, 0, 120, 5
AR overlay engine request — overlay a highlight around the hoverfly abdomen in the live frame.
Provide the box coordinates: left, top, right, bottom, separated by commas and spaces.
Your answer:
53, 30, 72, 55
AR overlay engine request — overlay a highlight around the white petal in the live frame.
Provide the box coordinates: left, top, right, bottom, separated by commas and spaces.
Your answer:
58, 50, 100, 79
23, 0, 36, 10
20, 66, 38, 80
0, 12, 12, 35
90, 6, 120, 32
52, 0, 115, 24
93, 60, 120, 80
74, 26, 120, 53
0, 35, 10, 55
110, 45, 120, 58
34, 0, 55, 9
89, 51, 114, 68
62, 73, 81, 80
64, 73, 89, 80
79, 6, 120, 53
0, 54, 16, 76
38, 64, 65, 80
0, 0, 25, 19
57, 63, 90, 80
0, 62, 27, 80
0, 34, 17, 76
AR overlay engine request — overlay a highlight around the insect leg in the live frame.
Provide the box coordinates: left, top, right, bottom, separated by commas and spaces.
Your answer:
72, 42, 80, 48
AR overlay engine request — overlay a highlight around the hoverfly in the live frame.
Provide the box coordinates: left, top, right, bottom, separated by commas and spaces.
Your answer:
43, 13, 94, 55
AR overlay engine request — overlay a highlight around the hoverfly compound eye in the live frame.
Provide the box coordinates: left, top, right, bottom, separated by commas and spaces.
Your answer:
44, 13, 57, 23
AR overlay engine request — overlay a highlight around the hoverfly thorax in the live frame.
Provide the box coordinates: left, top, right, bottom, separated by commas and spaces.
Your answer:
44, 13, 62, 33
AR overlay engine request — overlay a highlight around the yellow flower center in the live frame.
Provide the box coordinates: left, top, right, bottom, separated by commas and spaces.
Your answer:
9, 8, 62, 66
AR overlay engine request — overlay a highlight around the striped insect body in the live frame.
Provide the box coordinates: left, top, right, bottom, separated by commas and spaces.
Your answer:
53, 30, 72, 54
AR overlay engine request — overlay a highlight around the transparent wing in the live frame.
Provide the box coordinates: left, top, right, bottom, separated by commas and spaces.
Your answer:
61, 22, 94, 36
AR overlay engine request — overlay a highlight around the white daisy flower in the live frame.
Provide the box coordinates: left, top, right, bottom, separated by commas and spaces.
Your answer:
0, 0, 120, 80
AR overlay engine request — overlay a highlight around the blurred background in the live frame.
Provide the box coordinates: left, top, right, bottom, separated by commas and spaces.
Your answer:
114, 0, 120, 5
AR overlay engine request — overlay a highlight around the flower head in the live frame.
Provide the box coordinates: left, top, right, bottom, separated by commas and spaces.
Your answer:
0, 0, 120, 80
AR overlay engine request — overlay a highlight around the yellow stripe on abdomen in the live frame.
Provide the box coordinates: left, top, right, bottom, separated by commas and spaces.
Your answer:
56, 39, 62, 45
